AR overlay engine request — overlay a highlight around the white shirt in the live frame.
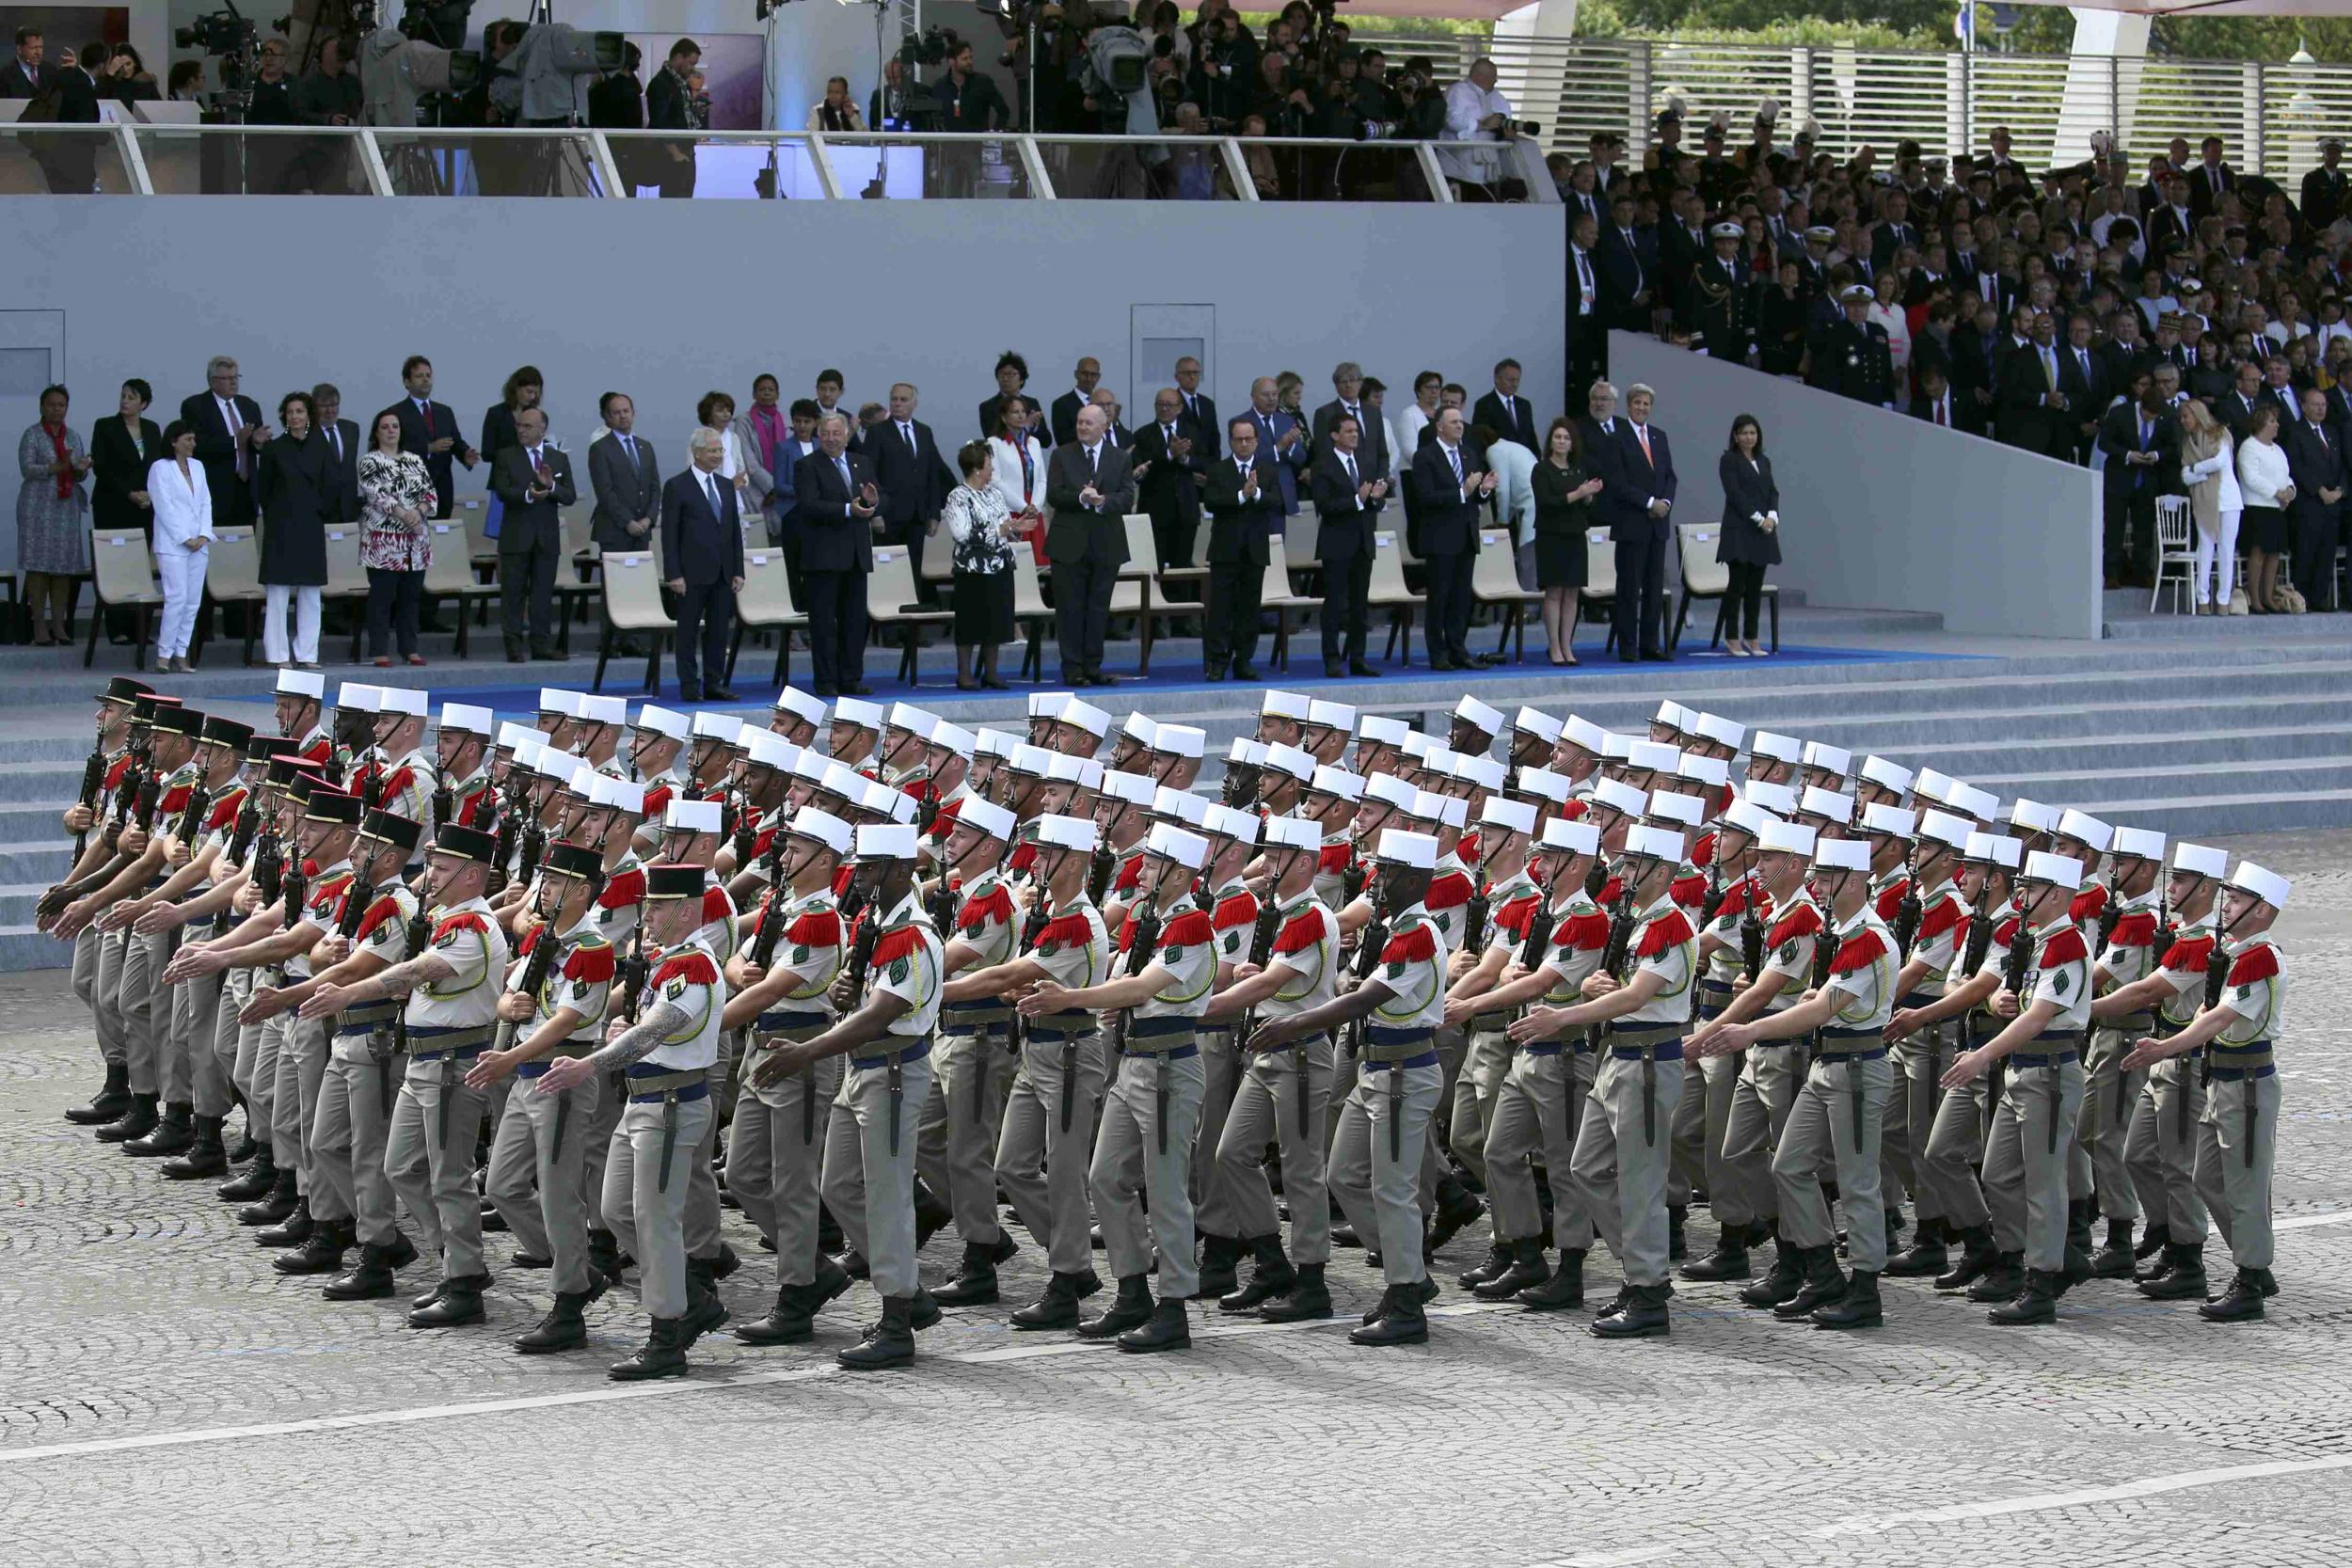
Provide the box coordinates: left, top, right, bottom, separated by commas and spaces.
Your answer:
1439, 79, 1511, 184
2236, 436, 2292, 510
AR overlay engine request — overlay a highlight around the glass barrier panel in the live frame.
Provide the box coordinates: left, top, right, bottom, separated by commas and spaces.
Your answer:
600, 133, 831, 199
1230, 139, 1444, 202
1031, 137, 1237, 200
817, 135, 1034, 200
371, 132, 609, 198
131, 126, 369, 196
0, 125, 133, 195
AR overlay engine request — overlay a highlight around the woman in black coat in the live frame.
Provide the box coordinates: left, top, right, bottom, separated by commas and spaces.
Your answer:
1715, 413, 1779, 657
89, 379, 165, 535
253, 391, 337, 669
1530, 415, 1603, 666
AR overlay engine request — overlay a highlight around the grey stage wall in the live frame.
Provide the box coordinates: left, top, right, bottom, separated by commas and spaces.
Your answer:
5, 198, 1563, 468
1611, 332, 2102, 641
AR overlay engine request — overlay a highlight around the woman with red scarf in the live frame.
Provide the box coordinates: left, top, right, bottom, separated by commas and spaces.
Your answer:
15, 384, 91, 646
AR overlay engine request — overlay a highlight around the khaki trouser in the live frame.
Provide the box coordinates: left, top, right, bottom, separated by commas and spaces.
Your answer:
821, 1046, 932, 1300
580, 1069, 624, 1229
229, 968, 269, 1124
1916, 1055, 1994, 1233
1877, 1037, 1919, 1219
208, 969, 245, 1118
2125, 1053, 2208, 1242
130, 928, 177, 1100
917, 1025, 1014, 1249
1418, 1023, 1471, 1212
684, 1029, 738, 1262
604, 1091, 713, 1319
1215, 1033, 1335, 1264
728, 1023, 841, 1287
487, 1063, 605, 1294
1448, 1028, 1513, 1189
100, 927, 142, 1093
1330, 1052, 1443, 1288
385, 1052, 490, 1282
1772, 1050, 1894, 1273
1570, 1044, 1684, 1288
1485, 1043, 1597, 1251
1191, 1025, 1247, 1241
1889, 1019, 1959, 1224
268, 1014, 329, 1196
995, 1029, 1109, 1276
2195, 1069, 2278, 1271
1091, 1040, 1208, 1299
2078, 1024, 2147, 1221
73, 924, 127, 1069
1721, 1040, 1806, 1228
173, 963, 231, 1117
311, 1044, 405, 1241
1982, 1055, 2082, 1271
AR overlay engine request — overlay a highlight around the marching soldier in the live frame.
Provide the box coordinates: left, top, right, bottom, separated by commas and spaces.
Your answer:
2079, 823, 2168, 1276
1878, 808, 1978, 1277
1814, 284, 1895, 408
1192, 803, 1265, 1303
1698, 836, 1897, 1330
1940, 849, 2092, 1325
472, 843, 619, 1352
1021, 822, 1216, 1354
434, 703, 500, 832
754, 823, 945, 1370
358, 689, 434, 841
55, 676, 152, 1129
2122, 861, 2290, 1322
1691, 219, 1759, 362
536, 863, 729, 1378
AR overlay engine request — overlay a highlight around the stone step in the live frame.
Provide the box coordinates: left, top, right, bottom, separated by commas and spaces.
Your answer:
0, 926, 70, 972
2095, 789, 2352, 836
1979, 756, 2352, 810
1916, 722, 2352, 777
0, 845, 74, 884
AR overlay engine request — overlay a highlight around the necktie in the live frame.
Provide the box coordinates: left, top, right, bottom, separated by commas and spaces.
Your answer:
835, 455, 850, 491
1088, 445, 1099, 477
1577, 250, 1594, 309
1163, 424, 1174, 448
2042, 349, 2056, 389
1342, 452, 1356, 491
1448, 447, 1463, 488
1634, 425, 1652, 465
899, 421, 914, 449
328, 426, 342, 464
226, 398, 248, 480
1934, 402, 1947, 427
705, 473, 722, 515
621, 434, 634, 463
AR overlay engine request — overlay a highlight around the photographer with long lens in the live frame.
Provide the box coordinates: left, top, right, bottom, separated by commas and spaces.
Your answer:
1438, 55, 1528, 202
1076, 5, 1160, 198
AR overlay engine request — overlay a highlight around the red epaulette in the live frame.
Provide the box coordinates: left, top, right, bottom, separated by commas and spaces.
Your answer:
380, 766, 416, 800
1455, 830, 1482, 866
749, 827, 779, 863
1690, 829, 1719, 868
831, 863, 855, 898
354, 895, 405, 944
1873, 879, 1912, 924
103, 754, 132, 791
1553, 911, 1613, 951
1212, 892, 1259, 930
2227, 943, 2279, 987
434, 911, 490, 941
653, 951, 719, 987
1765, 903, 1821, 948
1114, 853, 1144, 894
1035, 911, 1094, 952
1557, 798, 1590, 821
2157, 932, 2216, 973
700, 886, 735, 927
298, 736, 333, 765
784, 908, 843, 947
1424, 870, 1473, 911
2106, 911, 2160, 949
2068, 884, 2108, 924
1380, 924, 1438, 964
1159, 909, 1216, 949
1490, 891, 1543, 938
1316, 841, 1354, 874
958, 884, 1014, 931
204, 789, 246, 831
869, 924, 924, 971
2038, 927, 2090, 970
1828, 927, 1889, 975
1007, 842, 1039, 875
1917, 895, 1965, 945
1272, 908, 1327, 955
1635, 909, 1695, 958
927, 794, 965, 841
1596, 874, 1623, 905
638, 784, 674, 821
1668, 871, 1708, 909
597, 868, 646, 910
160, 784, 193, 815
563, 943, 617, 984
1994, 916, 2020, 948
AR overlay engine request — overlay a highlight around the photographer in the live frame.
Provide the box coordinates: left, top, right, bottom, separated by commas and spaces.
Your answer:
285, 34, 360, 194
1438, 55, 1520, 200
1075, 8, 1160, 196
1189, 8, 1252, 131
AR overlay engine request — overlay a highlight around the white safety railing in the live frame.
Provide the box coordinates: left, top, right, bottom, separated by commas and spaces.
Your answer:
0, 123, 1557, 202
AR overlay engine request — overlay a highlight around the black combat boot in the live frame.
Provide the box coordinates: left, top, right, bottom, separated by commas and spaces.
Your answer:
255, 1196, 315, 1248
2089, 1216, 2137, 1279
1350, 1283, 1431, 1346
1739, 1243, 1808, 1308
2058, 1199, 2095, 1291
515, 1291, 594, 1354
1590, 1280, 1672, 1338
932, 1237, 1014, 1307
95, 1091, 159, 1145
123, 1100, 196, 1157
1458, 1238, 1513, 1289
1773, 1246, 1848, 1320
913, 1181, 952, 1252
609, 1317, 689, 1380
1194, 1233, 1244, 1301
217, 1149, 277, 1203
1518, 1248, 1586, 1310
1362, 1275, 1439, 1323
1934, 1226, 1998, 1291
2135, 1222, 2170, 1261
239, 1167, 299, 1227
1118, 1296, 1191, 1354
408, 1273, 489, 1328
65, 1062, 131, 1125
836, 1295, 918, 1369
273, 1217, 352, 1275
1883, 1215, 1950, 1277
1424, 1175, 1483, 1255
1076, 1273, 1153, 1339
1811, 1269, 1883, 1330
1010, 1269, 1101, 1331
1666, 1204, 1688, 1263
1965, 1251, 2026, 1304
1988, 1268, 2058, 1325
322, 1240, 404, 1301
1473, 1238, 1551, 1300
677, 1258, 729, 1348
1258, 1261, 1332, 1322
1220, 1235, 1296, 1312
707, 1241, 741, 1281
2198, 1267, 2272, 1323
161, 1115, 230, 1180
1680, 1227, 1754, 1282
2137, 1243, 2208, 1301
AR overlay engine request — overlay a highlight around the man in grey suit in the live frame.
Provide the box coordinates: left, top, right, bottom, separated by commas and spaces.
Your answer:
1311, 361, 1390, 481
310, 383, 363, 526
589, 392, 660, 552
1042, 404, 1136, 687
491, 407, 578, 661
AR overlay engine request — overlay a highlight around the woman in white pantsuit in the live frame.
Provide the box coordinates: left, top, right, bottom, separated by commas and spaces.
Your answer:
148, 421, 213, 673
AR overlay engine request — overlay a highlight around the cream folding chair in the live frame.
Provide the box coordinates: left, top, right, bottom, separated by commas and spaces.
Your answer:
319, 524, 371, 663
1368, 529, 1420, 664
727, 547, 810, 687
1671, 520, 1780, 653
84, 529, 164, 670
421, 519, 503, 657
866, 544, 954, 688
1258, 535, 1322, 673
195, 526, 267, 667
2152, 496, 2197, 615
1115, 512, 1159, 673
1470, 527, 1543, 662
1012, 556, 1057, 682
1578, 525, 1616, 656
592, 551, 675, 693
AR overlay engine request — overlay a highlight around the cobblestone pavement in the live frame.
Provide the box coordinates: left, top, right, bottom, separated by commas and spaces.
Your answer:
4, 832, 2349, 1568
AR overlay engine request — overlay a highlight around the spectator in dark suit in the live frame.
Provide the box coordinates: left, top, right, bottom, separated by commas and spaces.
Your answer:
2216, 360, 2266, 444
310, 383, 362, 529
1307, 410, 1389, 678
1, 27, 51, 99
1173, 356, 1219, 461
643, 38, 701, 198
1995, 311, 2065, 457
1311, 362, 1389, 483
1049, 357, 1103, 449
660, 428, 748, 701
2056, 313, 2108, 465
40, 40, 103, 194
490, 407, 576, 661
1086, 388, 1136, 451
1408, 406, 1493, 673
866, 382, 955, 593
2283, 388, 2344, 610
1199, 416, 1285, 683
1041, 404, 1135, 687
1471, 358, 1540, 453
1238, 376, 1308, 515
1597, 191, 1653, 334
1910, 365, 1962, 432
378, 355, 477, 519
977, 350, 1043, 447
792, 411, 883, 697
1599, 383, 1677, 662
179, 355, 266, 529
2097, 380, 2174, 588
588, 391, 659, 553
1133, 388, 1206, 568
1948, 300, 2005, 436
